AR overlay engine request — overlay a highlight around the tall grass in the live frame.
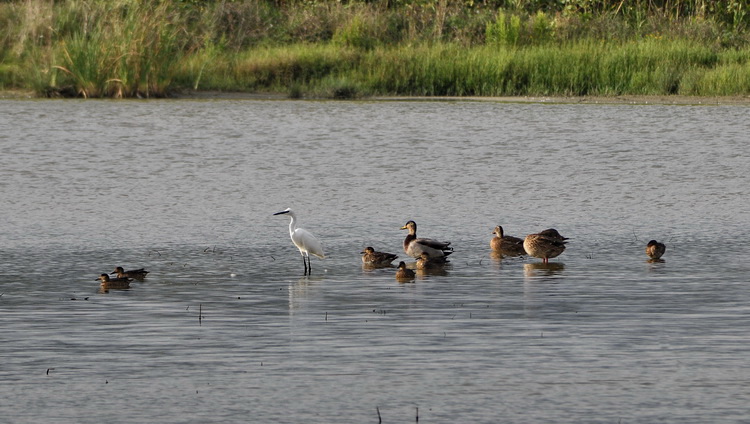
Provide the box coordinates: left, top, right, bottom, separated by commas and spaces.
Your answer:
1, 0, 749, 98
3, 0, 186, 97
172, 39, 747, 98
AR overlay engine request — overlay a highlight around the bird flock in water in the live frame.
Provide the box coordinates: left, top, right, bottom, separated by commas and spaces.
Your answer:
95, 208, 667, 290
271, 208, 666, 282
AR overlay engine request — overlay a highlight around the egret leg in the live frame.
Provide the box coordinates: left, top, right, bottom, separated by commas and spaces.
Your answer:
302, 255, 308, 275
306, 254, 312, 275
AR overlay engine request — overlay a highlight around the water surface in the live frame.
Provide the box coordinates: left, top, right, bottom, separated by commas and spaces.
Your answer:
1, 99, 749, 422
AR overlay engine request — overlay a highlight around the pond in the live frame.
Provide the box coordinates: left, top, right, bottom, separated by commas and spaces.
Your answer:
1, 98, 749, 422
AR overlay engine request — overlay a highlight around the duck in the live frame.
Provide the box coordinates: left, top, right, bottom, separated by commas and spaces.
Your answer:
111, 266, 149, 280
523, 228, 568, 263
400, 220, 453, 259
361, 247, 398, 267
646, 240, 666, 260
395, 261, 416, 281
490, 225, 526, 256
97, 274, 132, 289
416, 252, 447, 270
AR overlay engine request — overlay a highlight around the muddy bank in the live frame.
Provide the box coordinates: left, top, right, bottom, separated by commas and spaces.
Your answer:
4, 89, 749, 105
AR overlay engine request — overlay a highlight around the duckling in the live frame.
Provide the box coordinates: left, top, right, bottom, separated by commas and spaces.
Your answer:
111, 266, 149, 280
490, 225, 526, 256
97, 274, 132, 289
400, 220, 453, 259
361, 247, 398, 267
523, 228, 568, 263
416, 252, 447, 270
395, 261, 416, 281
646, 240, 666, 260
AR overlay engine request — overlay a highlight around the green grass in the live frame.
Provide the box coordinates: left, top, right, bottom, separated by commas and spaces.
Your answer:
2, 0, 750, 98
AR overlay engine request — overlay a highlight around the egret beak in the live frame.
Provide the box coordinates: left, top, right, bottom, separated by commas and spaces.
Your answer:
273, 210, 289, 216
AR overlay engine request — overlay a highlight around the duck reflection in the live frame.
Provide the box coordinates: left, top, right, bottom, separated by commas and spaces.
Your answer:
416, 266, 449, 279
647, 258, 665, 264
362, 262, 397, 273
490, 250, 508, 262
523, 262, 565, 278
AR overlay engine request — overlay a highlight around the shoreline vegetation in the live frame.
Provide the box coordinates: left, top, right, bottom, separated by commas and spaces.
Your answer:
1, 0, 749, 100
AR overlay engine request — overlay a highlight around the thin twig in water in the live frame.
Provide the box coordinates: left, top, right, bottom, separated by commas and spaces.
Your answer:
199, 304, 202, 325
376, 406, 382, 424
416, 406, 419, 422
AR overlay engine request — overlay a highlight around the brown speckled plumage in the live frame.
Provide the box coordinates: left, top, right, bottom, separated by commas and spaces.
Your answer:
97, 273, 132, 289
523, 228, 568, 263
395, 261, 416, 281
416, 252, 447, 270
361, 247, 398, 266
490, 226, 526, 256
111, 266, 149, 280
646, 240, 666, 259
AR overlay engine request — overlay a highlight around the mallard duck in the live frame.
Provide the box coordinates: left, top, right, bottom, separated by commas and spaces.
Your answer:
400, 220, 453, 259
490, 225, 526, 256
646, 240, 666, 259
111, 266, 149, 280
395, 261, 416, 281
97, 274, 132, 289
523, 228, 568, 263
361, 247, 398, 266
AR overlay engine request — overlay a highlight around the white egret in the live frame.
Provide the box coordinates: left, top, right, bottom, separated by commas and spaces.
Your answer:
273, 208, 325, 275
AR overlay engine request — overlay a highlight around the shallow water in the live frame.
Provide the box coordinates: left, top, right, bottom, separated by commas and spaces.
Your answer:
1, 99, 749, 422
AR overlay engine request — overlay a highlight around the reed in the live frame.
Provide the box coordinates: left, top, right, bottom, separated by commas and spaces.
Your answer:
1, 0, 749, 98
5, 0, 187, 97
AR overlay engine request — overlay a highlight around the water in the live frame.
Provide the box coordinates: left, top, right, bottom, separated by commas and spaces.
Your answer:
1, 99, 749, 423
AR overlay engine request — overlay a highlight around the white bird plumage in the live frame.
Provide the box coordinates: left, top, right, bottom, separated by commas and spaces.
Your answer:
273, 208, 325, 275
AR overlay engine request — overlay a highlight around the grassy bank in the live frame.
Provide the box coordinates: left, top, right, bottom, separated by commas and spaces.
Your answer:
1, 0, 749, 98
